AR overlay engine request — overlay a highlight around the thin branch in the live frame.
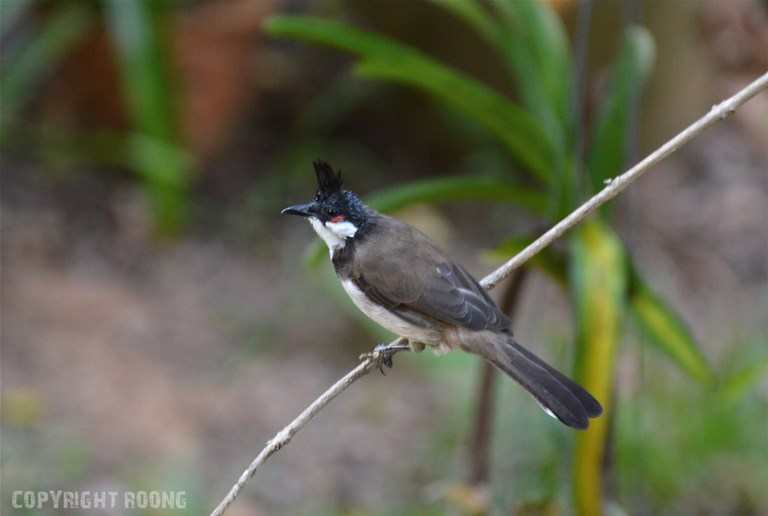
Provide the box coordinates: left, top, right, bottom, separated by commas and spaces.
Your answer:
209, 340, 409, 516
210, 71, 768, 516
481, 70, 768, 290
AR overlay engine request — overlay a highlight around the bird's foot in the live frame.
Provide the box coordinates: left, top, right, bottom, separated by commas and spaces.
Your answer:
360, 339, 411, 375
374, 343, 395, 373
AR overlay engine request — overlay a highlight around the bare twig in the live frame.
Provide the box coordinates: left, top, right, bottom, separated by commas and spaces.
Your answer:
481, 70, 768, 290
209, 339, 409, 516
210, 71, 768, 516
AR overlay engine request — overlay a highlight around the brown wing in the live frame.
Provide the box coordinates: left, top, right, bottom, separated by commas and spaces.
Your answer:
352, 216, 510, 333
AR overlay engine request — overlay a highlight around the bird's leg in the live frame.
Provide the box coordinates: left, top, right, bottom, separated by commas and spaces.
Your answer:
360, 338, 411, 375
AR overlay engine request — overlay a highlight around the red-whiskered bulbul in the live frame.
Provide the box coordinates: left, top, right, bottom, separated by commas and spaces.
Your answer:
282, 162, 602, 429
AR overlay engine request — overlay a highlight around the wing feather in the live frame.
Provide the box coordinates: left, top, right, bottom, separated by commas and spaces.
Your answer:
352, 216, 509, 332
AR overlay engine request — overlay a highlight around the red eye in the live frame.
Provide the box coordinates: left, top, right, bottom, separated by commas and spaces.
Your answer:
330, 215, 345, 223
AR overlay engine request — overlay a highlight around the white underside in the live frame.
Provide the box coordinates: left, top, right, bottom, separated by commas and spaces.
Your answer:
341, 279, 445, 349
310, 216, 448, 353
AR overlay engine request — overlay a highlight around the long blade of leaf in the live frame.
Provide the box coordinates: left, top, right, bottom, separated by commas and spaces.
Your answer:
264, 16, 555, 184
366, 175, 548, 215
304, 174, 546, 266
0, 3, 92, 136
570, 220, 627, 516
629, 270, 714, 384
428, 0, 546, 129
491, 0, 572, 145
427, 0, 498, 43
490, 0, 575, 213
587, 26, 655, 193
493, 233, 715, 386
718, 357, 768, 402
430, 0, 570, 155
354, 58, 555, 183
104, 0, 190, 234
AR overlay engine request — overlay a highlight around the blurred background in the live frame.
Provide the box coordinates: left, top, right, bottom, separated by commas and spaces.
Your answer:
2, 0, 767, 515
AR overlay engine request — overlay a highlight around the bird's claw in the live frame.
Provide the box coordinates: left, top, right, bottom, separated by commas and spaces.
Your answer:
374, 344, 395, 374
360, 343, 401, 375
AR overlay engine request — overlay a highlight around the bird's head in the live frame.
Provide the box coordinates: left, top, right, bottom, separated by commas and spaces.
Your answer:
282, 161, 368, 251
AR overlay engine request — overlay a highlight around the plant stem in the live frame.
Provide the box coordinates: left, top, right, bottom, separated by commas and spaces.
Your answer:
467, 267, 530, 486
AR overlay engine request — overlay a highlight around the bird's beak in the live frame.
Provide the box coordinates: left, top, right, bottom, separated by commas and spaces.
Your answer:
281, 202, 316, 218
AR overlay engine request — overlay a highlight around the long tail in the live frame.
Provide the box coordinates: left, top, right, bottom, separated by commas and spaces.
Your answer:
483, 335, 602, 429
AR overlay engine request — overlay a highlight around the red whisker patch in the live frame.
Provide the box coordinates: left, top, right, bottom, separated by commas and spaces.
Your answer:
330, 215, 346, 223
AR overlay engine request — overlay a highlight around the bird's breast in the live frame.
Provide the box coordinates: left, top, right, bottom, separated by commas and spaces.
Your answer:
340, 279, 443, 346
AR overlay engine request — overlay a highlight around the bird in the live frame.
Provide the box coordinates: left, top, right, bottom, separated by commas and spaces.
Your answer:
282, 161, 603, 429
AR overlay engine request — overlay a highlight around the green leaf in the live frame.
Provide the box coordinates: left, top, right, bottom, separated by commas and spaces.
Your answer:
587, 26, 655, 193
366, 175, 548, 215
569, 220, 627, 516
128, 133, 194, 186
0, 3, 93, 136
489, 0, 574, 213
264, 16, 555, 184
491, 0, 572, 145
629, 271, 715, 384
429, 0, 570, 158
718, 357, 768, 402
354, 58, 553, 183
304, 174, 547, 267
104, 0, 191, 234
427, 0, 498, 43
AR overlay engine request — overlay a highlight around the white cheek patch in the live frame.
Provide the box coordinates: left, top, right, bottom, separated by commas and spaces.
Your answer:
308, 217, 358, 256
326, 220, 358, 239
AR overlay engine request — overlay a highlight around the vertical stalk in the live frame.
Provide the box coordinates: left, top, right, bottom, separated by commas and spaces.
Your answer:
467, 267, 531, 486
467, 361, 498, 485
570, 221, 627, 516
104, 0, 189, 234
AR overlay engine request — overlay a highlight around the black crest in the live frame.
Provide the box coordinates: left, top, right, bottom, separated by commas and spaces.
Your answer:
314, 161, 343, 196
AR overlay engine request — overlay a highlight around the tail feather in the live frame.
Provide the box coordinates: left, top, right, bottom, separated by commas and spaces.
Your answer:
510, 340, 603, 418
486, 337, 602, 429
